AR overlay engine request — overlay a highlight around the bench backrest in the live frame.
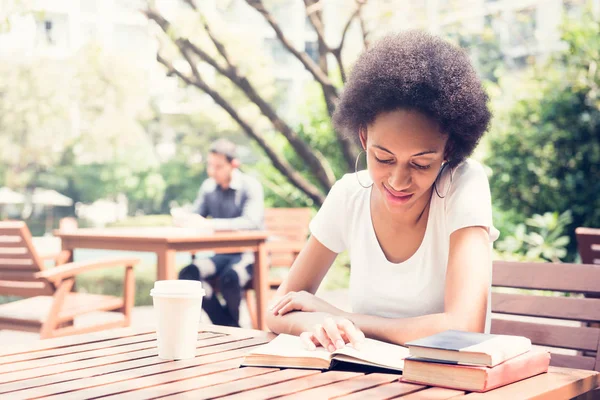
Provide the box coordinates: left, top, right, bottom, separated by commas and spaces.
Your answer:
264, 207, 312, 268
491, 260, 600, 371
0, 221, 52, 297
265, 208, 311, 241
576, 227, 600, 265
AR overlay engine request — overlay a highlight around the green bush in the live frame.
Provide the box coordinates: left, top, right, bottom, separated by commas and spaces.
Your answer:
75, 262, 157, 306
0, 263, 158, 307
494, 210, 572, 262
485, 14, 600, 259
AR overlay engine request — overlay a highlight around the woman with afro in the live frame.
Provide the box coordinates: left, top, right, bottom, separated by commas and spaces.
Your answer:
267, 31, 499, 351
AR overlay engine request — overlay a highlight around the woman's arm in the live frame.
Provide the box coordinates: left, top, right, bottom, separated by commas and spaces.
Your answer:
272, 225, 491, 346
265, 235, 339, 334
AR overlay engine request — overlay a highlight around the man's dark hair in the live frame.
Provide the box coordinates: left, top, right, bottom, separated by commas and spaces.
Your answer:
209, 139, 237, 163
333, 30, 491, 167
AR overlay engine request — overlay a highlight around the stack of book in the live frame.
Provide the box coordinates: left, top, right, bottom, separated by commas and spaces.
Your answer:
401, 330, 551, 392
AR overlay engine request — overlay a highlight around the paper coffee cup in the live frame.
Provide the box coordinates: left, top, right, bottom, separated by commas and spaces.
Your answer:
150, 280, 205, 360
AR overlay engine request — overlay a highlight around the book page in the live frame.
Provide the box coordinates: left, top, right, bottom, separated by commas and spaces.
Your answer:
332, 338, 410, 370
246, 334, 331, 362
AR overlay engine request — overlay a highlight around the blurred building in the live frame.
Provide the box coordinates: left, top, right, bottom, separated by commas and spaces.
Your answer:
1, 0, 597, 137
385, 0, 600, 71
0, 0, 153, 62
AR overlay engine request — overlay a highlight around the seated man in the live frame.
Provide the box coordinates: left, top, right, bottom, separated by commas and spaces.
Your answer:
177, 139, 264, 327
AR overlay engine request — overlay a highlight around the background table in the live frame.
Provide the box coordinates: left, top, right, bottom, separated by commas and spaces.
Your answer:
54, 228, 270, 329
1, 325, 598, 399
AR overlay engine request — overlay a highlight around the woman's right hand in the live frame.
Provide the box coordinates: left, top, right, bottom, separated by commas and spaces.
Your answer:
299, 316, 365, 352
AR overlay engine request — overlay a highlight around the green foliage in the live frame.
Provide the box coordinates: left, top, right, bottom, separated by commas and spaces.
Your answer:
445, 24, 505, 83
76, 263, 157, 306
485, 14, 600, 259
321, 251, 351, 290
248, 81, 349, 207
158, 160, 207, 213
495, 210, 572, 262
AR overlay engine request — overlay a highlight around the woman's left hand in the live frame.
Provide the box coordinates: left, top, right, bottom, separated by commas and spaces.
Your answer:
269, 291, 341, 316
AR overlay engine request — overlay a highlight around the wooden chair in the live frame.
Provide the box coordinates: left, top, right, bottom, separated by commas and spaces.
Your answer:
576, 227, 600, 265
245, 207, 312, 329
490, 260, 600, 371
0, 221, 139, 339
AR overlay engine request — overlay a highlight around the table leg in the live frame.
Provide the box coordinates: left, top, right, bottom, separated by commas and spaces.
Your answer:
157, 248, 177, 281
58, 243, 76, 291
57, 243, 73, 266
253, 241, 269, 331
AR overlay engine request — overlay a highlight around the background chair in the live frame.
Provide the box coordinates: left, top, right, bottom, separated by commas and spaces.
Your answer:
576, 227, 600, 265
0, 221, 138, 339
490, 260, 600, 371
245, 207, 312, 329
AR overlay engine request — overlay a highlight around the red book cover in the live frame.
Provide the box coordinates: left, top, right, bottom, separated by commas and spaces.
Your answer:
401, 350, 550, 392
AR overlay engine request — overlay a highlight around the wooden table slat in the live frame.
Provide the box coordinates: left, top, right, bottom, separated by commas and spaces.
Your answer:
160, 368, 320, 400
336, 381, 425, 400
1, 325, 598, 399
275, 372, 402, 400
219, 370, 362, 400
104, 366, 279, 400
0, 332, 223, 377
4, 341, 269, 400
397, 386, 465, 399
0, 327, 154, 357
0, 339, 266, 397
0, 332, 158, 366
0, 334, 258, 386
455, 367, 600, 400
22, 357, 245, 400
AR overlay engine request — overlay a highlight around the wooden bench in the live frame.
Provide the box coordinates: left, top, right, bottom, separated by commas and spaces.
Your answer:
576, 227, 600, 265
491, 260, 600, 371
0, 221, 139, 339
245, 207, 312, 329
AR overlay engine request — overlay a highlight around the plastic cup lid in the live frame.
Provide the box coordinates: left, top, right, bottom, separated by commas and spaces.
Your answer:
150, 280, 205, 297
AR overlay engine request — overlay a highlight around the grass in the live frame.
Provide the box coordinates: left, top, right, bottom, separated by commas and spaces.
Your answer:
76, 261, 159, 306
73, 251, 350, 307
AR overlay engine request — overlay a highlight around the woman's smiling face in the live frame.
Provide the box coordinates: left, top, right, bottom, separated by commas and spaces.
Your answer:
360, 109, 448, 213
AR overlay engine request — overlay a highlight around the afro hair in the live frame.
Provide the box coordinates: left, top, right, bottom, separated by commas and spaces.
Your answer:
333, 30, 491, 167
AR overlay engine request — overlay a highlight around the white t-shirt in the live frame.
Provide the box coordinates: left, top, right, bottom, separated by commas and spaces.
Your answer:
309, 159, 499, 332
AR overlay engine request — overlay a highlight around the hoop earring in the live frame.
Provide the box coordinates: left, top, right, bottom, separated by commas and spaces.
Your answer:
434, 162, 453, 198
354, 150, 373, 189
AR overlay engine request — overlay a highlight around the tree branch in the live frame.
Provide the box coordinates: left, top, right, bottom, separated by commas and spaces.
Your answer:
358, 3, 370, 48
331, 8, 360, 84
304, 0, 360, 169
156, 52, 326, 205
303, 0, 335, 118
145, 6, 336, 190
144, 9, 230, 76
182, 0, 235, 69
334, 2, 365, 84
303, 0, 330, 52
245, 0, 339, 106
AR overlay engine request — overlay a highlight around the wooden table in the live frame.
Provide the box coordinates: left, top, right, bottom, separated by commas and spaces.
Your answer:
1, 325, 598, 400
54, 228, 270, 329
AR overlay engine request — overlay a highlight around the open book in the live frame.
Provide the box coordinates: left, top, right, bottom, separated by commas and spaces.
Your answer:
241, 334, 409, 372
